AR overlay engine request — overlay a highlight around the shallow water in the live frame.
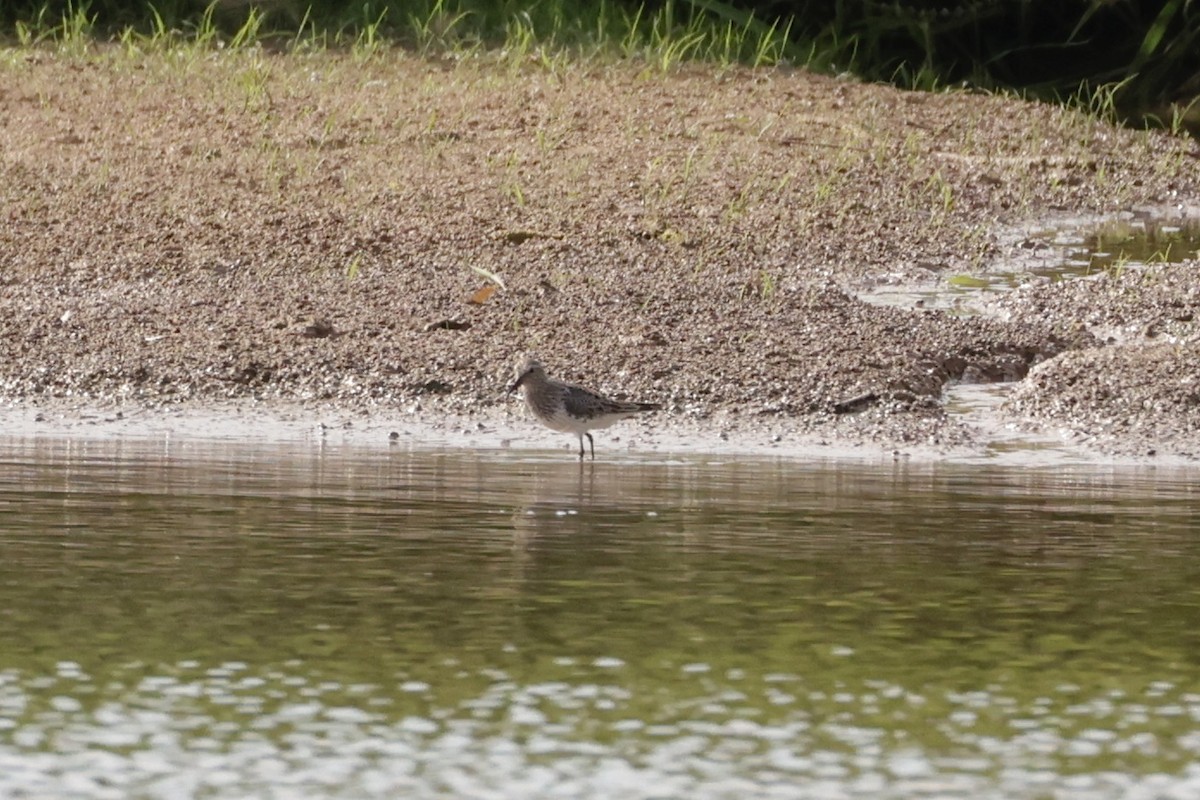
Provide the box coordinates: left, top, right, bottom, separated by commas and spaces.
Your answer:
1060, 214, 1200, 278
862, 211, 1200, 313
2, 436, 1200, 799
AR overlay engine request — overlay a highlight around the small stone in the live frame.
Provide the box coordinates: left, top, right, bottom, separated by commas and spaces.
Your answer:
423, 319, 471, 332
301, 319, 336, 338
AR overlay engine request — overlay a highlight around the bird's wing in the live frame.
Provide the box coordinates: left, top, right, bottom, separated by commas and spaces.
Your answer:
561, 384, 618, 418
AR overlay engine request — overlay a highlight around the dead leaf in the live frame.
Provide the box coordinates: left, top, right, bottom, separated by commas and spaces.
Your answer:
468, 284, 497, 305
469, 264, 507, 290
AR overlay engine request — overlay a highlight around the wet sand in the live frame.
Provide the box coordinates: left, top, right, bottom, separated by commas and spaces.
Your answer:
3, 396, 1188, 469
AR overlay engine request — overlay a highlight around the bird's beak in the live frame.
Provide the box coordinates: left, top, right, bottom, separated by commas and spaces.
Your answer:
508, 372, 527, 393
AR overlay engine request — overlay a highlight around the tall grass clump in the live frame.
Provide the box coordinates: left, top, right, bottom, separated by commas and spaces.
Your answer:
1, 0, 801, 70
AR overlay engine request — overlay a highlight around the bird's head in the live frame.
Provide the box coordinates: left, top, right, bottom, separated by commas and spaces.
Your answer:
508, 355, 545, 393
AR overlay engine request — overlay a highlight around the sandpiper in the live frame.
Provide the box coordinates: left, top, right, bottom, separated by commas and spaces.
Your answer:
509, 356, 661, 459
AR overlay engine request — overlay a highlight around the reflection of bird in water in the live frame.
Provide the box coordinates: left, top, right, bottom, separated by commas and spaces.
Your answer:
509, 356, 660, 460
510, 459, 596, 554
506, 460, 679, 556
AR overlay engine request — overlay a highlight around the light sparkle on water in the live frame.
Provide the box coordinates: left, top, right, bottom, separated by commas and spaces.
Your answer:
1, 438, 1199, 799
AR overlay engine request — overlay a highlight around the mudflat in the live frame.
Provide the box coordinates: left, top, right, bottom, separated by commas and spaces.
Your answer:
2, 47, 1198, 459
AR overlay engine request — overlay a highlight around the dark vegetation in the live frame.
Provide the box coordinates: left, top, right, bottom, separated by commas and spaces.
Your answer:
2, 0, 1198, 130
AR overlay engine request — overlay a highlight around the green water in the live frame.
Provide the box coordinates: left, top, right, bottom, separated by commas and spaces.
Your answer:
1039, 215, 1200, 281
2, 437, 1200, 799
925, 216, 1200, 312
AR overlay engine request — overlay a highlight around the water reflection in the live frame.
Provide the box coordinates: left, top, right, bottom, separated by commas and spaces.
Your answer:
860, 213, 1200, 315
1, 437, 1199, 798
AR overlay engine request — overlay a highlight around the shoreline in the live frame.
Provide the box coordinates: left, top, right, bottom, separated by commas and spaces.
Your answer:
2, 53, 1199, 465
3, 398, 1192, 470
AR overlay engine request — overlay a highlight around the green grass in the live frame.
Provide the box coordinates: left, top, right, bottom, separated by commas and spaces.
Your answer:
2, 1, 1197, 134
2, 0, 802, 74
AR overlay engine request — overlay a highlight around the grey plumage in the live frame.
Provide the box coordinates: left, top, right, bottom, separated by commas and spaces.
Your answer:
509, 356, 660, 459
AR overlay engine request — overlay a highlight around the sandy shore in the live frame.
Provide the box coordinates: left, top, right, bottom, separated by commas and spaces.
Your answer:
2, 49, 1199, 461
3, 395, 1190, 469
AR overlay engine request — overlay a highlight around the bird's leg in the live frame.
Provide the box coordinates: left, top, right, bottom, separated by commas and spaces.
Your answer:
586, 432, 595, 460
578, 434, 585, 459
